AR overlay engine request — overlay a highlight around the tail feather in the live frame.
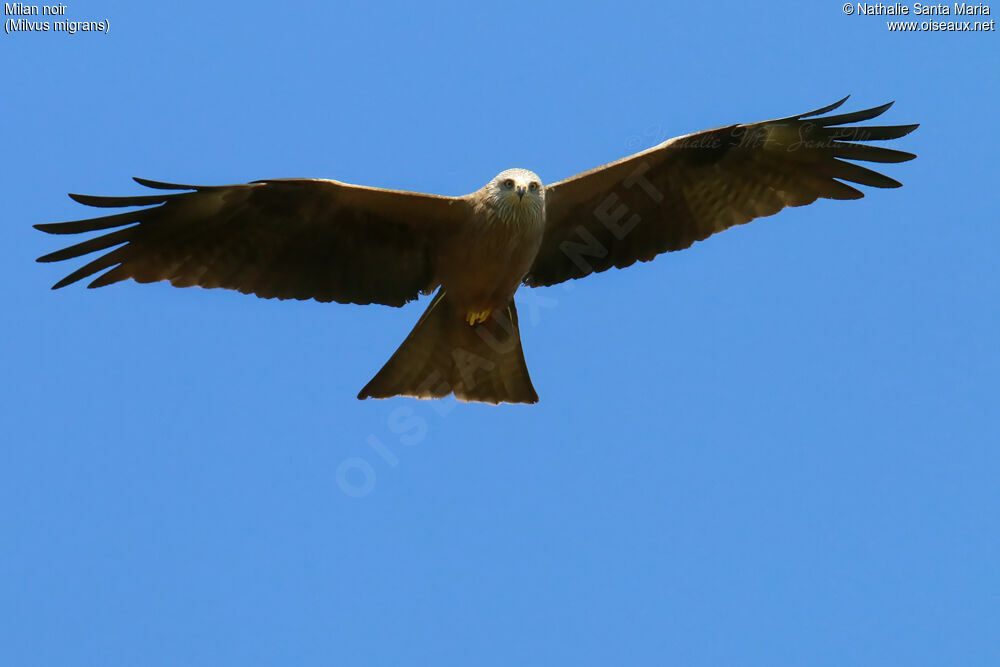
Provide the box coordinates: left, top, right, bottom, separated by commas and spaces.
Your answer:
358, 290, 538, 404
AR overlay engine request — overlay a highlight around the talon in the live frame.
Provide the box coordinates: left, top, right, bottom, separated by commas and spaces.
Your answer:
466, 310, 491, 326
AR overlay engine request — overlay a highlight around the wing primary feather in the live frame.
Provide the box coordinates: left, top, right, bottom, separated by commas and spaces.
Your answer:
794, 95, 851, 119
823, 180, 866, 200
37, 228, 133, 262
50, 248, 128, 289
815, 102, 894, 126
87, 265, 132, 289
68, 192, 178, 208
829, 159, 903, 188
34, 209, 145, 235
833, 142, 916, 163
131, 177, 200, 190
829, 124, 920, 141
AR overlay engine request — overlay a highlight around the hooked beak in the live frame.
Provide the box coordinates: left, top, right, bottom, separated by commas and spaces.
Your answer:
516, 185, 526, 200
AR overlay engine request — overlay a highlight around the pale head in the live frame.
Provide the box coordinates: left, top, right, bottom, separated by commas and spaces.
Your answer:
485, 168, 545, 220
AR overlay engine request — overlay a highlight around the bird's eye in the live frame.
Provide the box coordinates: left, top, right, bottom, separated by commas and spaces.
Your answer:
503, 179, 514, 189
528, 182, 539, 191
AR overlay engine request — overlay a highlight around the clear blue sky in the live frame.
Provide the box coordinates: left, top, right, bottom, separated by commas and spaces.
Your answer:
4, 1, 998, 665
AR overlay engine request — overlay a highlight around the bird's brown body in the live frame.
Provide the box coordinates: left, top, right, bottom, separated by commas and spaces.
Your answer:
35, 97, 918, 404
361, 168, 548, 403
436, 169, 546, 324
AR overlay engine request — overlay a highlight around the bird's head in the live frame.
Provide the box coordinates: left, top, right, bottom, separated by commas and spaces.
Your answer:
486, 168, 545, 219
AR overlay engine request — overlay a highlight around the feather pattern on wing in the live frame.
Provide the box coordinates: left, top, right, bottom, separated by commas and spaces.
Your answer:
36, 178, 469, 306
525, 97, 918, 287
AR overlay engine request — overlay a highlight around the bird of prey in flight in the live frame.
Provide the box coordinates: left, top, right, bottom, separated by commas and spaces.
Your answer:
35, 97, 917, 404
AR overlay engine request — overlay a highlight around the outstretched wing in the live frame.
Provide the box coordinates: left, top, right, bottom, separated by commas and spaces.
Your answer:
526, 97, 918, 287
36, 177, 470, 306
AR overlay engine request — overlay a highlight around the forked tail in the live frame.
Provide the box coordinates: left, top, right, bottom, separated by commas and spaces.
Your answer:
358, 290, 538, 404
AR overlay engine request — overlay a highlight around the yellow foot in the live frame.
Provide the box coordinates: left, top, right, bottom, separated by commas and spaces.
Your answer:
465, 309, 492, 326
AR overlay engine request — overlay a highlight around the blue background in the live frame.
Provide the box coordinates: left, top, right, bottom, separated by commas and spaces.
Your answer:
4, 1, 998, 665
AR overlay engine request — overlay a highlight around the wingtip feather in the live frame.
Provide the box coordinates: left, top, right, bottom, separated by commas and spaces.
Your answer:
817, 101, 896, 126
798, 95, 851, 118
132, 177, 199, 190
